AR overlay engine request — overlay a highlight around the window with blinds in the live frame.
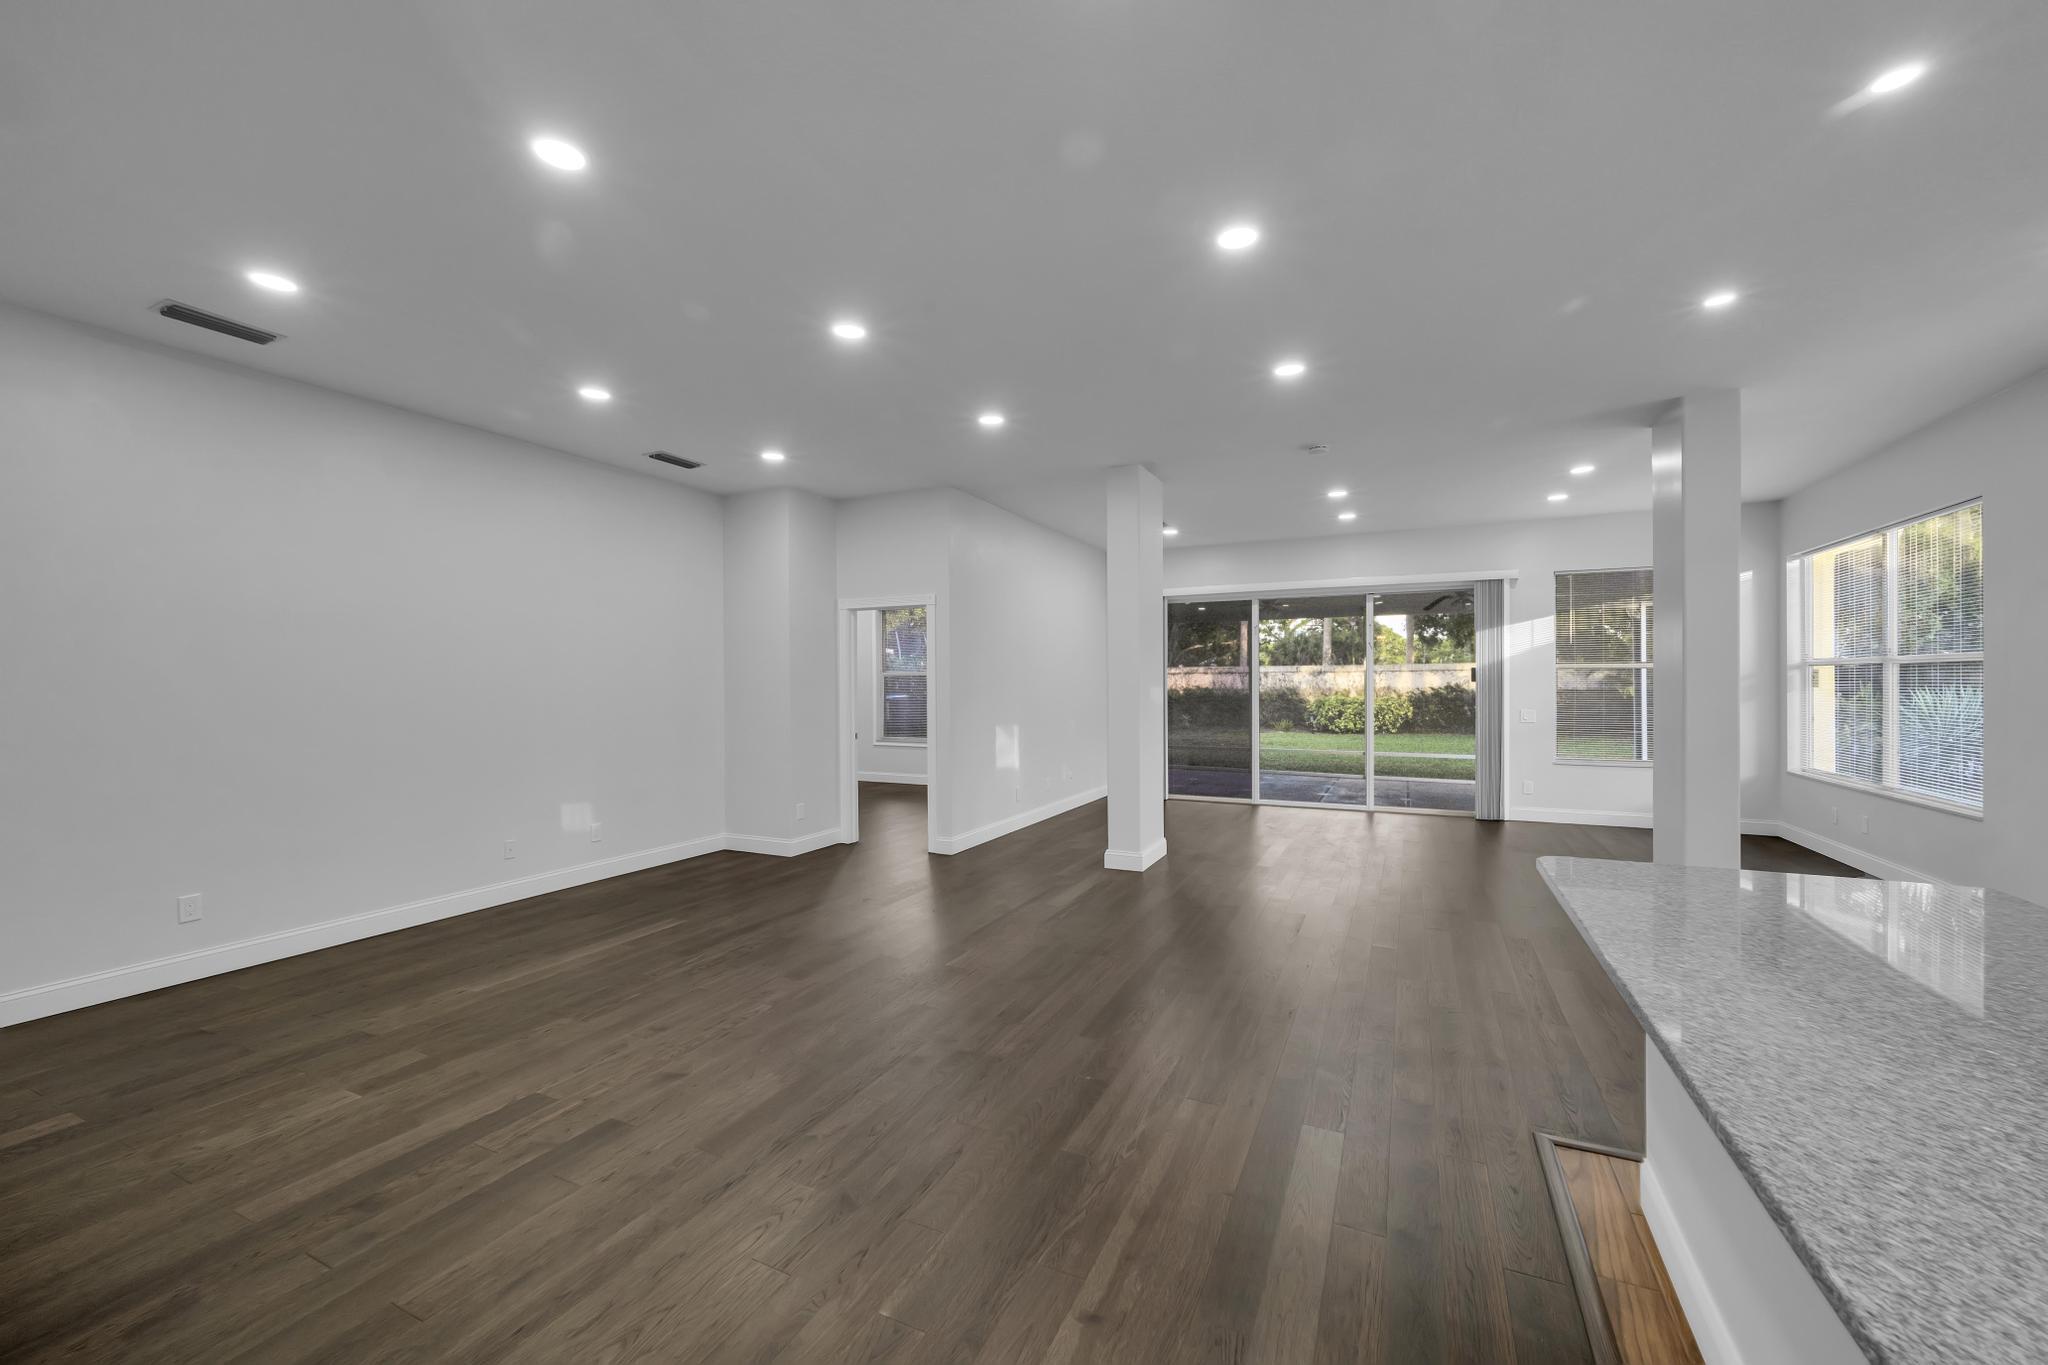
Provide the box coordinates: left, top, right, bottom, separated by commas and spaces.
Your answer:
1788, 502, 1983, 809
878, 605, 928, 743
1555, 568, 1653, 763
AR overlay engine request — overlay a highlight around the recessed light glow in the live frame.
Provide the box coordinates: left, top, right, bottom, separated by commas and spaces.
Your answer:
1162, 524, 1179, 537
1866, 61, 1928, 96
1326, 488, 1349, 500
576, 384, 612, 403
1196, 604, 1207, 611
977, 410, 1006, 429
1700, 289, 1740, 311
829, 318, 868, 343
244, 269, 299, 294
1570, 464, 1596, 476
1548, 492, 1569, 502
530, 136, 588, 172
760, 447, 787, 463
1271, 358, 1308, 380
1337, 510, 1358, 522
1214, 222, 1262, 253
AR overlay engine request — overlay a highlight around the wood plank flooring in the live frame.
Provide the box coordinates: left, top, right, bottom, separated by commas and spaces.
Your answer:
0, 787, 1855, 1363
1555, 1147, 1705, 1365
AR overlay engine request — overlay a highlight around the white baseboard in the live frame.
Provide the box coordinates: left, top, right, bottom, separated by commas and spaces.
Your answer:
0, 835, 728, 1030
856, 771, 927, 786
723, 827, 846, 858
1104, 837, 1168, 872
1740, 818, 1933, 882
1510, 804, 1653, 829
931, 785, 1107, 856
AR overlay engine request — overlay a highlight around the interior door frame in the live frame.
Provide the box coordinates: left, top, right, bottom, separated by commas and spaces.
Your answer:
838, 593, 941, 854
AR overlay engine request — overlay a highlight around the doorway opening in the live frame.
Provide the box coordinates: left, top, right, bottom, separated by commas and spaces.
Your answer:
837, 596, 939, 851
1165, 586, 1479, 814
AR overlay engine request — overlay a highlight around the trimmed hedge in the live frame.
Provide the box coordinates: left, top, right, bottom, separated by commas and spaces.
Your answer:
1170, 685, 1473, 735
1405, 684, 1476, 733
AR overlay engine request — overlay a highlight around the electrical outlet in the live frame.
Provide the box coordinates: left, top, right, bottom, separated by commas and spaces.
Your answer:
1859, 813, 1869, 834
503, 839, 517, 860
1830, 807, 1839, 827
795, 802, 806, 823
176, 893, 203, 924
1519, 707, 1537, 724
589, 822, 603, 843
1521, 779, 1535, 795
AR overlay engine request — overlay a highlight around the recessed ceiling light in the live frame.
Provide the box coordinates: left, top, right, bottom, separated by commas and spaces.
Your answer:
1326, 487, 1349, 500
576, 384, 613, 403
1162, 524, 1179, 536
1570, 464, 1596, 476
829, 318, 868, 343
1337, 510, 1358, 522
1271, 358, 1308, 380
530, 136, 588, 172
760, 447, 787, 463
1700, 289, 1740, 311
1196, 604, 1207, 611
1866, 61, 1928, 96
1548, 492, 1570, 502
1214, 222, 1261, 253
977, 410, 1006, 429
244, 269, 299, 294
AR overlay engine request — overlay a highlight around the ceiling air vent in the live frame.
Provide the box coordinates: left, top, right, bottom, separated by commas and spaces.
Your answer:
647, 452, 702, 470
154, 301, 281, 345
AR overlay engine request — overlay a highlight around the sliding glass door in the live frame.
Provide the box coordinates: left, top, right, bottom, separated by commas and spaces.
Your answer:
1166, 587, 1478, 814
1258, 594, 1370, 805
1167, 599, 1253, 798
1369, 589, 1476, 811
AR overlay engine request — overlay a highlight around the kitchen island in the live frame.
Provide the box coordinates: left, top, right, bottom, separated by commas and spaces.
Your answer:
1538, 856, 2047, 1365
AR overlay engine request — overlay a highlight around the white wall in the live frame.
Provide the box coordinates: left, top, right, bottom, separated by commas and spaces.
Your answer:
1166, 512, 1657, 825
944, 492, 1109, 847
1774, 366, 2048, 900
0, 304, 727, 1019
722, 488, 840, 851
853, 609, 927, 783
1738, 501, 1784, 826
837, 489, 1107, 851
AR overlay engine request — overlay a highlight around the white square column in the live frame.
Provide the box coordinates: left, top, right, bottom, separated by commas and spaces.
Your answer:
1651, 390, 1742, 868
1104, 466, 1166, 871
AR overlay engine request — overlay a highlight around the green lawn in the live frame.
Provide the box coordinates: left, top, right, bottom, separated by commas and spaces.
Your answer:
1169, 728, 1476, 780
1556, 736, 1643, 761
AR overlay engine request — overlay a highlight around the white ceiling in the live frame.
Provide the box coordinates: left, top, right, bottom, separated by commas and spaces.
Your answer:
4, 1, 2047, 548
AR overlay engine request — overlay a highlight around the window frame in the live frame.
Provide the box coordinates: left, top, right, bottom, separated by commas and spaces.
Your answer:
875, 606, 929, 747
1553, 566, 1655, 767
1786, 500, 1984, 818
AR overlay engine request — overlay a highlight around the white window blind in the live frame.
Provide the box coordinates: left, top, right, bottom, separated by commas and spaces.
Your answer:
1555, 568, 1653, 763
1789, 502, 1983, 809
878, 605, 928, 743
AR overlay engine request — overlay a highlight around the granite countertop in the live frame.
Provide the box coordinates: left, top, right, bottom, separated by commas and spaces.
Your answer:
1537, 857, 2048, 1365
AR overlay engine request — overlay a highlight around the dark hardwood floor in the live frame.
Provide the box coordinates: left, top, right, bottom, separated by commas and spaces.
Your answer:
0, 787, 1855, 1363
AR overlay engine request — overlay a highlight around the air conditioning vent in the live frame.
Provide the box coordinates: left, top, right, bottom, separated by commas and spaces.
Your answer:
647, 452, 702, 470
154, 301, 281, 345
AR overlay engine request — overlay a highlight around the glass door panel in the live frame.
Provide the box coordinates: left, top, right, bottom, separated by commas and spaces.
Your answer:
1167, 599, 1253, 798
1257, 594, 1370, 804
1370, 589, 1476, 811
